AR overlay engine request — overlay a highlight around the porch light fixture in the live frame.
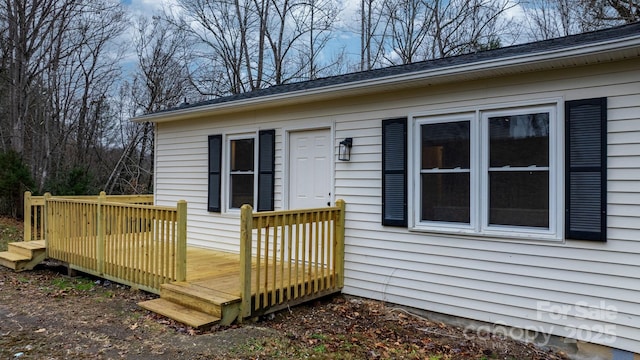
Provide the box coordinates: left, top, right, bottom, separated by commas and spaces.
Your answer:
338, 138, 353, 161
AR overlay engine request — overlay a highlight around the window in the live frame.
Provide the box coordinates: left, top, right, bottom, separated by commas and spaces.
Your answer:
420, 118, 471, 224
410, 105, 558, 238
208, 130, 275, 213
486, 112, 549, 228
229, 137, 255, 209
383, 98, 607, 241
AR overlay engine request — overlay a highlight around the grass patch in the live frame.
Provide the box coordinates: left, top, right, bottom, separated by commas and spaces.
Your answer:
310, 333, 328, 341
51, 276, 95, 292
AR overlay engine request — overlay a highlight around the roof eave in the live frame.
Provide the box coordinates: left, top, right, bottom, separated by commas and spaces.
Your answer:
132, 35, 640, 124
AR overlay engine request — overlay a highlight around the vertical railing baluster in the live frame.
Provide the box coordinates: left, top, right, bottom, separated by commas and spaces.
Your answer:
97, 192, 106, 275
294, 213, 300, 299
287, 213, 293, 301
255, 218, 262, 312
278, 214, 285, 304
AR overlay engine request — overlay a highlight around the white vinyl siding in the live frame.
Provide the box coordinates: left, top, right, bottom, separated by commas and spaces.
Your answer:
154, 59, 640, 353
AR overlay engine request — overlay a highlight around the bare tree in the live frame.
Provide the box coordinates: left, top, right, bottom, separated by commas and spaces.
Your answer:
427, 0, 509, 58
304, 0, 342, 80
174, 0, 257, 95
42, 0, 126, 191
585, 0, 639, 23
0, 0, 78, 157
522, 0, 594, 39
106, 14, 195, 194
0, 0, 128, 193
381, 0, 432, 64
522, 0, 638, 40
172, 0, 342, 96
71, 2, 126, 167
359, 0, 389, 70
374, 0, 512, 65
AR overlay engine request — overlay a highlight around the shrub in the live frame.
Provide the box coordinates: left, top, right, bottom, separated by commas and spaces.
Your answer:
0, 150, 34, 218
46, 167, 97, 196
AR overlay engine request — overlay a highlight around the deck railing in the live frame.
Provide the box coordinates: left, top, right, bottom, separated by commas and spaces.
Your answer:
25, 191, 185, 294
239, 200, 345, 319
23, 191, 154, 242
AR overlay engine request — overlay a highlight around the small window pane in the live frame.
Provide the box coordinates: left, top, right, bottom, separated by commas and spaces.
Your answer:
230, 174, 254, 208
489, 113, 549, 167
489, 171, 549, 228
231, 139, 254, 171
422, 173, 470, 223
422, 121, 470, 169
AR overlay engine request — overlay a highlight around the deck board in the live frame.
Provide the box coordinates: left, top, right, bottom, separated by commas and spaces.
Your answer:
184, 245, 338, 311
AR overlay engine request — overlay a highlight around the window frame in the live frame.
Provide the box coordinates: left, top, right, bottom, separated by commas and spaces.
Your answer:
412, 113, 477, 232
225, 133, 258, 212
480, 105, 559, 238
409, 101, 563, 241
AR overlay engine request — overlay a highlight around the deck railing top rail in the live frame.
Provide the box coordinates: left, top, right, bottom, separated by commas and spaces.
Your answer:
250, 206, 341, 219
46, 197, 173, 211
24, 191, 153, 242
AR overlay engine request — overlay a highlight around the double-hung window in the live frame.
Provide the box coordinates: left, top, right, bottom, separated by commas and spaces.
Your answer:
411, 104, 558, 238
419, 116, 472, 225
485, 110, 551, 229
228, 137, 255, 209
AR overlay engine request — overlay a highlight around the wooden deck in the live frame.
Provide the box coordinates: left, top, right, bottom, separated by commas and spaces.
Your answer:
20, 192, 345, 329
139, 245, 339, 328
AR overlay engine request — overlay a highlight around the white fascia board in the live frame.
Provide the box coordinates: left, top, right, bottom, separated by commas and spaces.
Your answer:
133, 35, 640, 124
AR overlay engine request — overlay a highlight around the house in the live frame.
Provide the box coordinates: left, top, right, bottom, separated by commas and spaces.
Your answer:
133, 23, 640, 357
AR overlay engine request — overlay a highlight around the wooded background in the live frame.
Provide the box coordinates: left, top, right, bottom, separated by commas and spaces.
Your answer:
0, 0, 637, 217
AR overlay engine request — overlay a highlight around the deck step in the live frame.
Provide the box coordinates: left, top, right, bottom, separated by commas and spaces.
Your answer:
160, 282, 240, 318
8, 240, 46, 258
138, 298, 221, 329
0, 241, 47, 272
0, 251, 31, 270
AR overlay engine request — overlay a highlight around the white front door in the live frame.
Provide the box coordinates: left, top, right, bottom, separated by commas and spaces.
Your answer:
289, 129, 332, 209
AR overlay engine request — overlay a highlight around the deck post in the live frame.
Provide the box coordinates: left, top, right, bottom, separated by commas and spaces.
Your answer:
176, 200, 187, 282
97, 191, 107, 275
335, 199, 346, 288
24, 191, 32, 242
239, 204, 253, 322
43, 193, 51, 258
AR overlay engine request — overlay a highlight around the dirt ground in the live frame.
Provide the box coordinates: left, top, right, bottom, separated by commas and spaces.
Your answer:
0, 265, 570, 360
0, 218, 568, 359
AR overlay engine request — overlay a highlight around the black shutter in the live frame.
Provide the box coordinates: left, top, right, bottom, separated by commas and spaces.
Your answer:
382, 118, 408, 226
257, 130, 276, 211
208, 135, 222, 212
565, 98, 607, 241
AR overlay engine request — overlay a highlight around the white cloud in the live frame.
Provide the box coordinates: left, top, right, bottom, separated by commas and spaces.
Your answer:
505, 0, 526, 22
335, 0, 360, 30
128, 0, 175, 11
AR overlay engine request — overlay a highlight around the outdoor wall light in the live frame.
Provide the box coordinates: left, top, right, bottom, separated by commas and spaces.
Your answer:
338, 138, 353, 161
